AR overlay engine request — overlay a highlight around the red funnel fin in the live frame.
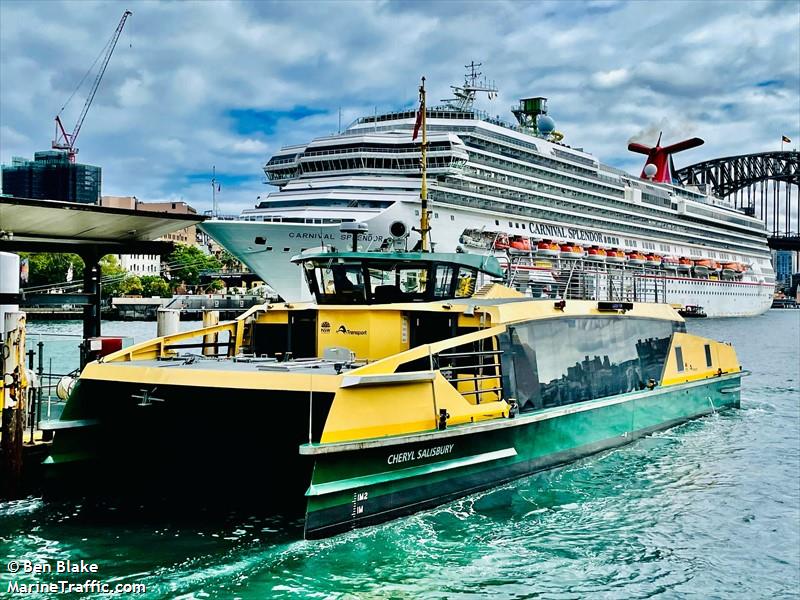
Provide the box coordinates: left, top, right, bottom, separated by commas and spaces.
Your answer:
628, 136, 705, 183
627, 142, 652, 155
661, 137, 704, 154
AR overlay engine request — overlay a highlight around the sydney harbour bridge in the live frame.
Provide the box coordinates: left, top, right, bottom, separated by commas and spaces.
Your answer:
675, 150, 800, 251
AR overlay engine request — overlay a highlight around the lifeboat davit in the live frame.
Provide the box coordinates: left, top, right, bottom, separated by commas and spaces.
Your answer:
626, 251, 646, 266
537, 240, 560, 257
606, 248, 626, 264
677, 257, 693, 272
661, 256, 679, 270
585, 246, 607, 261
560, 243, 584, 258
644, 253, 662, 268
493, 233, 510, 250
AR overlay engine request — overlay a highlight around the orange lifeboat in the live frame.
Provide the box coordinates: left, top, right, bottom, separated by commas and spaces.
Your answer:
509, 236, 532, 251
721, 263, 737, 279
537, 239, 560, 257
644, 253, 662, 268
677, 257, 693, 272
722, 262, 745, 273
626, 251, 646, 266
560, 243, 584, 258
661, 256, 679, 270
693, 258, 715, 277
585, 246, 607, 261
606, 248, 626, 264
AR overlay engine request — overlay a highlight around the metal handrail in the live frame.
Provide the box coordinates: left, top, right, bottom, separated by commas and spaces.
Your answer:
437, 350, 504, 358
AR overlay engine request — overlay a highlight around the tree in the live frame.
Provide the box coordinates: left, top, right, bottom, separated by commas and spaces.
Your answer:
118, 275, 143, 296
217, 249, 241, 272
21, 253, 84, 288
208, 279, 225, 292
140, 275, 171, 297
166, 244, 221, 287
99, 255, 128, 298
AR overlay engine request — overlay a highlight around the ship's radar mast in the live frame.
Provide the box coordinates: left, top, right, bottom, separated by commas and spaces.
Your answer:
441, 61, 499, 111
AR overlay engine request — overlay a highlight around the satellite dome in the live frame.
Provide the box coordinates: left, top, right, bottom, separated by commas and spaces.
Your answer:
537, 115, 556, 134
644, 163, 658, 178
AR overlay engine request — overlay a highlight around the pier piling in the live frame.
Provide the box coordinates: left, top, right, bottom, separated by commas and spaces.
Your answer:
202, 310, 219, 356
1, 312, 27, 499
157, 309, 181, 337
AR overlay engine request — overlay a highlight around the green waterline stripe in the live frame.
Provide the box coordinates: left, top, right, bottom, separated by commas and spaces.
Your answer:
305, 447, 518, 497
300, 372, 745, 456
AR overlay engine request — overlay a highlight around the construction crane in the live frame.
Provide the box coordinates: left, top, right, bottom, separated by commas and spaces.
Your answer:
52, 9, 133, 163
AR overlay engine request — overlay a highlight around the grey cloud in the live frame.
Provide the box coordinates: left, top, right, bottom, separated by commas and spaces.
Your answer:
1, 0, 797, 215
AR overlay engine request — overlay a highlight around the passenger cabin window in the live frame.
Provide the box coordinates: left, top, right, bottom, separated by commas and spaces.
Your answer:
506, 317, 679, 412
302, 259, 480, 305
675, 347, 684, 372
704, 344, 712, 367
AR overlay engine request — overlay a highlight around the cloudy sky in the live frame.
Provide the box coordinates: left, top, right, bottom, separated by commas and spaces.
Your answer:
1, 0, 798, 215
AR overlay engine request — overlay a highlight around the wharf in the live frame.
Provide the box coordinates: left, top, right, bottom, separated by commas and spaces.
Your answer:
112, 294, 265, 320
0, 424, 53, 492
25, 307, 106, 320
771, 298, 799, 309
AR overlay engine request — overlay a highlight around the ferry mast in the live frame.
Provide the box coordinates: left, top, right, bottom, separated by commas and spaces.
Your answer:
413, 77, 431, 252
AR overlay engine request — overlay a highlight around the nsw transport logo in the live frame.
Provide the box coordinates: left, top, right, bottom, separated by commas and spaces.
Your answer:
334, 324, 367, 336
320, 321, 331, 333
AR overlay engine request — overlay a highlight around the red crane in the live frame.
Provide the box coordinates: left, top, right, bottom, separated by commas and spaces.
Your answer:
52, 10, 133, 163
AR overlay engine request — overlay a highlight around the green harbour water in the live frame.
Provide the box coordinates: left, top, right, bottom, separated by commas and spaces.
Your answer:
1, 310, 798, 598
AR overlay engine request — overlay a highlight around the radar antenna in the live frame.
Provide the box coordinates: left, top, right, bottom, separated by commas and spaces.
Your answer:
441, 61, 499, 111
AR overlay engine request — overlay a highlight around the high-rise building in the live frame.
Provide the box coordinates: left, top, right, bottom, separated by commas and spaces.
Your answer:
774, 250, 794, 289
1, 151, 101, 203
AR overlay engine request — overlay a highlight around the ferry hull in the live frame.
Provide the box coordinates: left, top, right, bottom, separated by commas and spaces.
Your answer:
303, 374, 741, 539
45, 380, 332, 506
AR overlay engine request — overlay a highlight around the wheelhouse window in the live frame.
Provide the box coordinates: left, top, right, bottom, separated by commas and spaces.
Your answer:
302, 258, 481, 304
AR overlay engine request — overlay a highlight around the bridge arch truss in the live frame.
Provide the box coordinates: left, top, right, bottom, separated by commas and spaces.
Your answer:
675, 150, 799, 248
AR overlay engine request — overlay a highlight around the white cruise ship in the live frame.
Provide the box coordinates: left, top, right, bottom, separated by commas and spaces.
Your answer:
201, 69, 774, 317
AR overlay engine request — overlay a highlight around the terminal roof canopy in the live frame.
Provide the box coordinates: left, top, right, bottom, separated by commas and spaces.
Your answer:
0, 196, 206, 253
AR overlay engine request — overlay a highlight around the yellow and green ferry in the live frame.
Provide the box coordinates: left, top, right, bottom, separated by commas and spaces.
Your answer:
47, 249, 743, 539
47, 80, 744, 538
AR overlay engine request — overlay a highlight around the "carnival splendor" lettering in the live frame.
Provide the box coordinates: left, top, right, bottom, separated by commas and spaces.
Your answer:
528, 222, 605, 243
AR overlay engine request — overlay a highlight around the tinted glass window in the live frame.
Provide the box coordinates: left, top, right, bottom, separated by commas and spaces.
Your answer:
675, 347, 684, 372
434, 265, 455, 297
508, 317, 677, 411
704, 344, 712, 367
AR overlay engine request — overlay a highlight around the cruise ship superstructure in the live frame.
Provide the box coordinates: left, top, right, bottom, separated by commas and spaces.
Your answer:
201, 67, 774, 317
